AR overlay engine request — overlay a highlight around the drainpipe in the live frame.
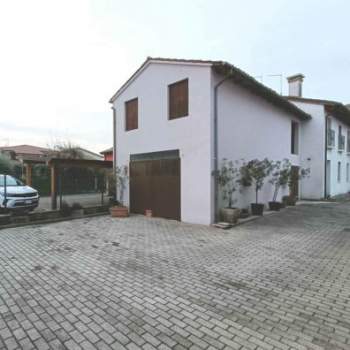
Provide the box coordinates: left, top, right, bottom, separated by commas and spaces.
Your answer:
324, 113, 329, 198
112, 106, 117, 173
112, 106, 117, 202
213, 74, 233, 222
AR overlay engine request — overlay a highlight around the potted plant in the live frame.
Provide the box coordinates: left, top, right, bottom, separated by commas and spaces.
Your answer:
268, 159, 291, 211
60, 201, 72, 217
215, 159, 241, 223
239, 208, 250, 219
241, 158, 273, 216
110, 165, 129, 218
283, 166, 310, 206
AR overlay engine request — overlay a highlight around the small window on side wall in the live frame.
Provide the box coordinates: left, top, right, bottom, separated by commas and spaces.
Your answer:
168, 79, 189, 120
125, 98, 138, 131
291, 121, 299, 155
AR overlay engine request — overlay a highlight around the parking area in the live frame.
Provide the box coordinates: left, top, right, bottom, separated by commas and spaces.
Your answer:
0, 202, 350, 349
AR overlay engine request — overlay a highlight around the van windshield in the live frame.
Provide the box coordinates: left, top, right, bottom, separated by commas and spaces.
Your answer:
0, 175, 23, 187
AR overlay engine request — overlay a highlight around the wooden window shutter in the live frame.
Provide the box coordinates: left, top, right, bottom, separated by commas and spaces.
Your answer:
125, 98, 138, 131
169, 79, 188, 120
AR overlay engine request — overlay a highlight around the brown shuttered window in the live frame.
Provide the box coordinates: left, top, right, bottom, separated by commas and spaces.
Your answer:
125, 98, 138, 131
168, 79, 188, 120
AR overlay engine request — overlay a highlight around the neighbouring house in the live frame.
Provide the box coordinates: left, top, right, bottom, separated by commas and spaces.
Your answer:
0, 144, 51, 163
0, 144, 52, 186
74, 147, 103, 160
286, 75, 350, 198
109, 57, 311, 225
100, 147, 113, 161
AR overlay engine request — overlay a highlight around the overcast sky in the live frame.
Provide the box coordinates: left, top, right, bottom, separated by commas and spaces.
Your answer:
0, 0, 349, 152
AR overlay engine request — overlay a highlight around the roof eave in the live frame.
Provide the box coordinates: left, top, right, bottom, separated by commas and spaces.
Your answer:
213, 63, 311, 121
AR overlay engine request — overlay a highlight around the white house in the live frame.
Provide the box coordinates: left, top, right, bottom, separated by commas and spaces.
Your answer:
286, 75, 350, 199
109, 57, 310, 225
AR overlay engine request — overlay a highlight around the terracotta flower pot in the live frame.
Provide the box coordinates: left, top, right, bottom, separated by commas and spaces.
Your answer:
110, 206, 129, 218
145, 209, 153, 217
219, 207, 241, 224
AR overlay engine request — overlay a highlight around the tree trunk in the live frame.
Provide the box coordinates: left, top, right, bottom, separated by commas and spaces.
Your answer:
273, 185, 280, 202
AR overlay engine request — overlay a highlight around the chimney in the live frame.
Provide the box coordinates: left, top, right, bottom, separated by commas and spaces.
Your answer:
287, 74, 305, 97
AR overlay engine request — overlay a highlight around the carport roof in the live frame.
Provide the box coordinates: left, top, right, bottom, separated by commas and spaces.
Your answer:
48, 158, 113, 169
109, 57, 311, 121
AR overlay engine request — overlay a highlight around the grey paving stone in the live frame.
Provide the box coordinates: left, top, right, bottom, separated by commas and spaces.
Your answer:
0, 203, 349, 349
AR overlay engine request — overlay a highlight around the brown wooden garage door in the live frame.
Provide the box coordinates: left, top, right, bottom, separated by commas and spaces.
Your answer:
130, 156, 180, 220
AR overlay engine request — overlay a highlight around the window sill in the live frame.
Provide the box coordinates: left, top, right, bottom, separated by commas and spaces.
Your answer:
168, 114, 189, 121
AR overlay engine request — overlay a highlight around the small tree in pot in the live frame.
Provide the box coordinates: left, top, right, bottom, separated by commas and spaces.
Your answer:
215, 159, 241, 223
241, 158, 273, 216
110, 165, 129, 218
269, 159, 291, 211
283, 166, 311, 206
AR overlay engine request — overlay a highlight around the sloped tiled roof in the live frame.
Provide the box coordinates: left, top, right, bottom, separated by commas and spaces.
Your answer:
109, 57, 311, 120
100, 147, 113, 155
287, 96, 350, 126
0, 144, 51, 156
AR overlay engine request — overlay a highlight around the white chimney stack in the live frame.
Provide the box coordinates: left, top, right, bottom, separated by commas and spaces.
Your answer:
287, 74, 305, 97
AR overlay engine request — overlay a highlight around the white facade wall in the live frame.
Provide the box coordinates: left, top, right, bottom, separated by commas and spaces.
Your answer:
290, 101, 326, 199
112, 61, 316, 225
326, 116, 350, 196
215, 75, 302, 210
112, 62, 213, 225
289, 100, 350, 199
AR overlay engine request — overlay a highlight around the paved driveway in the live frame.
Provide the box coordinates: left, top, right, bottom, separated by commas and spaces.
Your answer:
0, 203, 350, 350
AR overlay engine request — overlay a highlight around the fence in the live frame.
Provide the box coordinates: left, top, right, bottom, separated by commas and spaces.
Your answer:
0, 158, 113, 213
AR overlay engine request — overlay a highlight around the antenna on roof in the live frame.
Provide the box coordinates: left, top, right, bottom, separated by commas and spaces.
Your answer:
267, 74, 283, 95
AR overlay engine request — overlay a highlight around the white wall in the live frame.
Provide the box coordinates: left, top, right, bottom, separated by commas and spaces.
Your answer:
327, 116, 350, 196
112, 62, 213, 225
215, 75, 302, 210
289, 101, 326, 199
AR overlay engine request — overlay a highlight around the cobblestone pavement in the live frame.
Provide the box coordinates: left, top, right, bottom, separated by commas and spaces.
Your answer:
0, 202, 350, 350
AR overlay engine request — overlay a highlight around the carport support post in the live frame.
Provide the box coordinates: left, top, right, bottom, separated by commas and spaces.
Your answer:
25, 163, 32, 187
50, 164, 57, 210
59, 167, 63, 209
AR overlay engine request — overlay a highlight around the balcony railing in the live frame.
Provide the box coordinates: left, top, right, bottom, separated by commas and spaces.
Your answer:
338, 134, 345, 151
327, 129, 335, 148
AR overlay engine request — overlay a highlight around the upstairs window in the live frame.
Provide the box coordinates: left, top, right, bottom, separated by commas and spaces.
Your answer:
291, 121, 299, 155
337, 161, 341, 182
338, 125, 345, 151
125, 98, 138, 131
327, 117, 335, 148
168, 79, 189, 120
